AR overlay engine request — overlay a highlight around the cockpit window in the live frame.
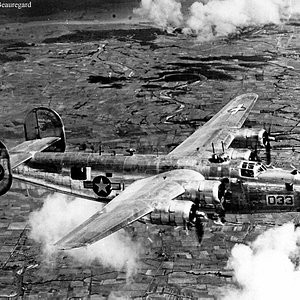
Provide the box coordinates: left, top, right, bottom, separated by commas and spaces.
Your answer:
239, 161, 267, 178
248, 163, 255, 170
241, 168, 254, 177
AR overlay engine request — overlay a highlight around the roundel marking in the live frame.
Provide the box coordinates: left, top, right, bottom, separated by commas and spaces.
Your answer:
92, 175, 112, 197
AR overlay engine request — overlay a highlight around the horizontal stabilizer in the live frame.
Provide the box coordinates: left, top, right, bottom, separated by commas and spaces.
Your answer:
10, 137, 61, 169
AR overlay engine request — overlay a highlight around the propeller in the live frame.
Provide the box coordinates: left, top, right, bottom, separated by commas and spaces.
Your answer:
265, 137, 272, 165
263, 124, 276, 165
194, 214, 205, 244
189, 206, 227, 243
188, 178, 231, 243
188, 203, 208, 243
217, 178, 230, 223
249, 140, 259, 161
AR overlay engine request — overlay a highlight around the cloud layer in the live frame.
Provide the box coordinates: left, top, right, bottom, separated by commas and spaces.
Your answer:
28, 194, 141, 279
221, 223, 300, 300
134, 0, 300, 40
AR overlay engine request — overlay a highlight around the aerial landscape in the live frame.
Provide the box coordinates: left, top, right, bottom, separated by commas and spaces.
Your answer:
1, 0, 300, 299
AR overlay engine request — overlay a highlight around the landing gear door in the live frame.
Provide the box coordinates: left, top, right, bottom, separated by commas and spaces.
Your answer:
24, 107, 66, 152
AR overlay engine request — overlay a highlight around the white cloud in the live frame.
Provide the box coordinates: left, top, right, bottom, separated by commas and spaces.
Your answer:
221, 223, 300, 300
28, 193, 141, 280
134, 0, 300, 40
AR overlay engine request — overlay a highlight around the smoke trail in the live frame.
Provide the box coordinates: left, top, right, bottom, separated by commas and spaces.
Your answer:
28, 193, 141, 279
220, 223, 300, 300
133, 0, 183, 28
134, 0, 300, 40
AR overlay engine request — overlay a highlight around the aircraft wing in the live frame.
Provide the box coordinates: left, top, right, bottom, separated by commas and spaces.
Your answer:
55, 169, 203, 249
10, 137, 61, 169
167, 93, 258, 158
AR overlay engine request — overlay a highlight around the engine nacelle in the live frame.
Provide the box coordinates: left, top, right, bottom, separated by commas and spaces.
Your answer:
141, 200, 192, 226
198, 180, 223, 204
182, 179, 225, 206
225, 148, 253, 161
231, 128, 268, 148
0, 141, 12, 196
140, 179, 228, 230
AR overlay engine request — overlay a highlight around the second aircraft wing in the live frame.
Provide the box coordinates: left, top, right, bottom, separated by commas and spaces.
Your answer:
167, 93, 258, 158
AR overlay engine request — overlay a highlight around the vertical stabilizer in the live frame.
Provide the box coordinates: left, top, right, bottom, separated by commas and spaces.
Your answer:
24, 107, 66, 152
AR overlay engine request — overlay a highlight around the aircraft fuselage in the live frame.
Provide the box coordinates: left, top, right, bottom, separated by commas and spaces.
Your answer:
13, 151, 300, 215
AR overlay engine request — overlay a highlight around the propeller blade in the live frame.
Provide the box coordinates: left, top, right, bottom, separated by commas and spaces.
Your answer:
195, 217, 205, 244
262, 122, 275, 165
266, 140, 271, 165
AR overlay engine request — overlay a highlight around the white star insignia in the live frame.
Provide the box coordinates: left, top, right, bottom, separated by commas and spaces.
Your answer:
95, 178, 110, 193
228, 104, 246, 115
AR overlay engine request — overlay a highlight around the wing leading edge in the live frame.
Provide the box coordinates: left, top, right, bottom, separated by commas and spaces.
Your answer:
167, 93, 258, 158
55, 169, 205, 249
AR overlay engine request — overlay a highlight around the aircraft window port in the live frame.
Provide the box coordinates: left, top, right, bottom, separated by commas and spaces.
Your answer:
248, 163, 255, 170
242, 162, 248, 169
106, 172, 113, 177
241, 169, 254, 177
285, 183, 294, 191
71, 167, 87, 180
259, 166, 267, 172
291, 169, 298, 175
125, 148, 136, 156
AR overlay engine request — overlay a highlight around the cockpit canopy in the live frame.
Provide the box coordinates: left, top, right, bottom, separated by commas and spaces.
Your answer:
239, 161, 267, 178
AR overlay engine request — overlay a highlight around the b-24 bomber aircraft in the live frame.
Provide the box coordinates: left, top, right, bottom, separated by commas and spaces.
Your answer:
1, 93, 300, 249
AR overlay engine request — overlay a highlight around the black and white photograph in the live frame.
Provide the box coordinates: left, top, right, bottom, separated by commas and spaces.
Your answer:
0, 0, 300, 299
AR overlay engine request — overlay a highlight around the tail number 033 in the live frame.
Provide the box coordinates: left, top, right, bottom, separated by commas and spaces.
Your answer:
266, 195, 294, 206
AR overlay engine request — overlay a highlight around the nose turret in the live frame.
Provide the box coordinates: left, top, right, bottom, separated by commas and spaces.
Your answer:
256, 166, 300, 187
